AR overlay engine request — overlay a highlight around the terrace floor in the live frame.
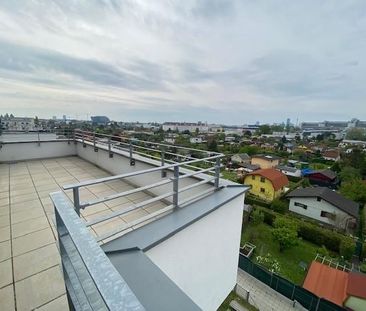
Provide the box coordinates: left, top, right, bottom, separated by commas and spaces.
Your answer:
0, 156, 167, 311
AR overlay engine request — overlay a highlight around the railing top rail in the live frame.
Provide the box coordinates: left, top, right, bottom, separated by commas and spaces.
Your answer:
74, 129, 222, 156
63, 154, 223, 190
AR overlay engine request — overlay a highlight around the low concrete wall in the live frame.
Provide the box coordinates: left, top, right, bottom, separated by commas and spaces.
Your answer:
0, 140, 77, 162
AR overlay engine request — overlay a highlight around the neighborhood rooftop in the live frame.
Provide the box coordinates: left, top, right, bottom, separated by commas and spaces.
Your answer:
286, 187, 359, 218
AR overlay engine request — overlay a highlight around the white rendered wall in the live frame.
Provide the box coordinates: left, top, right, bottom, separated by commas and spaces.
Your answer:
289, 197, 353, 229
0, 141, 76, 162
146, 194, 244, 311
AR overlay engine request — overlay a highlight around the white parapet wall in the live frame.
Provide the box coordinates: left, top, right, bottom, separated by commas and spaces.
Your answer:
145, 194, 244, 311
0, 141, 77, 162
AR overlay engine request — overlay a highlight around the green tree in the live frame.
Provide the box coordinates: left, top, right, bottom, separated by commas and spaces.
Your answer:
339, 166, 361, 182
257, 124, 272, 135
272, 217, 299, 252
340, 180, 366, 205
252, 209, 264, 225
207, 139, 218, 152
339, 238, 355, 260
271, 199, 288, 214
272, 226, 299, 252
346, 128, 366, 141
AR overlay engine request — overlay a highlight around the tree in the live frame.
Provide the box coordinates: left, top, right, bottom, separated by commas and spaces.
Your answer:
346, 128, 366, 141
257, 124, 271, 135
272, 217, 299, 252
339, 166, 361, 182
339, 238, 355, 260
207, 139, 218, 152
340, 180, 366, 205
272, 226, 299, 252
34, 116, 39, 127
252, 209, 264, 225
271, 199, 288, 214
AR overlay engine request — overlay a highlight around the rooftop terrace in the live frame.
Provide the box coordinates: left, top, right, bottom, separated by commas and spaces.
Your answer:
0, 130, 248, 311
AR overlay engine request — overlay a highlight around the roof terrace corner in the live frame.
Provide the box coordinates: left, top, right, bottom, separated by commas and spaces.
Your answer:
0, 129, 249, 311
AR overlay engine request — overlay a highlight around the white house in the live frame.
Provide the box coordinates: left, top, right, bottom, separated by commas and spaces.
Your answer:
190, 137, 204, 144
286, 187, 359, 230
276, 165, 302, 178
163, 122, 209, 133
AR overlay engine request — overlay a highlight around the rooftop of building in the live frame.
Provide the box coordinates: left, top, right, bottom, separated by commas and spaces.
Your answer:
0, 129, 248, 310
246, 168, 289, 190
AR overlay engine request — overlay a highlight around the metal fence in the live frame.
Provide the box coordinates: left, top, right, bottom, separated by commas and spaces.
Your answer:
238, 253, 346, 311
61, 129, 224, 242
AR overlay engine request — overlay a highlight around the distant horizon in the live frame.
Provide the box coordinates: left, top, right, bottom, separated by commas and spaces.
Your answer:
1, 112, 363, 127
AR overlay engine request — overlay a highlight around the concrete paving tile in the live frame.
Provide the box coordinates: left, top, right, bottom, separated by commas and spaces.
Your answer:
0, 226, 10, 242
0, 259, 13, 288
35, 294, 69, 311
12, 227, 55, 257
0, 191, 9, 199
15, 266, 65, 311
9, 187, 35, 197
0, 214, 10, 228
0, 205, 9, 216
0, 240, 11, 262
10, 199, 42, 214
92, 217, 126, 236
11, 216, 49, 238
121, 208, 149, 223
0, 285, 15, 311
10, 193, 38, 204
13, 243, 60, 281
0, 197, 9, 207
11, 207, 45, 224
81, 203, 109, 217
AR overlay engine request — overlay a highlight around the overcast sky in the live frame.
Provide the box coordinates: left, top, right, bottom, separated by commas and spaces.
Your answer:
0, 1, 365, 124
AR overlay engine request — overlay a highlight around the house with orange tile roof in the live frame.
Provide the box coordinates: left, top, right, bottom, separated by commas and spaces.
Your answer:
303, 261, 366, 310
244, 168, 289, 202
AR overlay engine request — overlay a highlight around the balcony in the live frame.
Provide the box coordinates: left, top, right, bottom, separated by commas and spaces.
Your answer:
0, 130, 248, 311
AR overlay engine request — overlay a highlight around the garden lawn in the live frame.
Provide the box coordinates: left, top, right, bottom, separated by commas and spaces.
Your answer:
241, 222, 320, 285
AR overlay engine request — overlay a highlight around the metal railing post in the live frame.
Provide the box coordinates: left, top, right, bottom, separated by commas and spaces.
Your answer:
73, 129, 77, 144
214, 157, 220, 189
161, 149, 166, 178
173, 166, 179, 208
93, 133, 98, 152
129, 143, 135, 166
82, 131, 86, 147
37, 131, 40, 146
72, 187, 81, 216
108, 137, 113, 158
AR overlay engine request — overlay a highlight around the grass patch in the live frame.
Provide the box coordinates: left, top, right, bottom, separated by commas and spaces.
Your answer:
221, 170, 239, 183
218, 291, 259, 311
242, 222, 320, 285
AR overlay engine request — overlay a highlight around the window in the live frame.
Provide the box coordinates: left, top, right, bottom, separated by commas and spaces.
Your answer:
260, 188, 265, 193
320, 211, 335, 220
260, 177, 265, 183
317, 197, 321, 202
294, 202, 307, 209
252, 175, 255, 180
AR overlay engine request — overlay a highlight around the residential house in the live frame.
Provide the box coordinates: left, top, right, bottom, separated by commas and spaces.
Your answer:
303, 169, 339, 188
251, 154, 280, 169
276, 165, 302, 178
244, 168, 289, 202
322, 149, 341, 162
189, 137, 204, 144
303, 261, 366, 310
231, 153, 251, 166
286, 187, 358, 230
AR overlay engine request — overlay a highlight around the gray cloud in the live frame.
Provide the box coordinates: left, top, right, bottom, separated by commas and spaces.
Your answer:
0, 0, 365, 124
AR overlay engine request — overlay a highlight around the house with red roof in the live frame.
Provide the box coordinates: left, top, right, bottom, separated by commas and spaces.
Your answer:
303, 261, 366, 310
244, 168, 289, 202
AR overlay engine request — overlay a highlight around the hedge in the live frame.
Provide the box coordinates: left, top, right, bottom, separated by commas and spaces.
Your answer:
245, 195, 271, 208
252, 207, 352, 253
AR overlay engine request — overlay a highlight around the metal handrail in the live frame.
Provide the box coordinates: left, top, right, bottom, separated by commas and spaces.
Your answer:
61, 129, 224, 242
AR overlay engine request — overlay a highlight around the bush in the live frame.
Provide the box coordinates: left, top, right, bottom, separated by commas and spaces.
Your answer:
260, 208, 276, 226
340, 238, 355, 260
360, 262, 366, 273
297, 222, 343, 252
273, 217, 298, 231
252, 209, 264, 225
316, 245, 330, 257
272, 226, 299, 252
245, 195, 271, 208
271, 199, 288, 214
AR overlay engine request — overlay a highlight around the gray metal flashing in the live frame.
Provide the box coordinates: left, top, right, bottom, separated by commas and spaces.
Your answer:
102, 186, 248, 253
50, 191, 145, 311
108, 249, 201, 311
